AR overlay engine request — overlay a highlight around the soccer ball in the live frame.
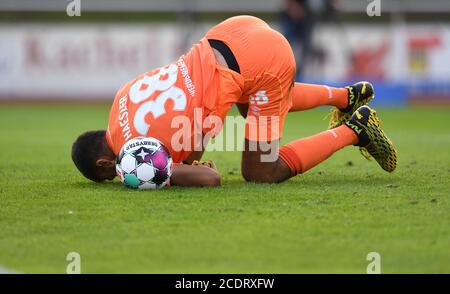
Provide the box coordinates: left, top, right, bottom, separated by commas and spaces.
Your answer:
115, 137, 173, 189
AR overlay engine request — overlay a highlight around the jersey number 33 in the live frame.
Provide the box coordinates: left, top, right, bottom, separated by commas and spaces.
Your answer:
129, 64, 187, 136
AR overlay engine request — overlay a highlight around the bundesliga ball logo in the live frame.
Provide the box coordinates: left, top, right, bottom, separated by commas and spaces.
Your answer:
116, 137, 173, 189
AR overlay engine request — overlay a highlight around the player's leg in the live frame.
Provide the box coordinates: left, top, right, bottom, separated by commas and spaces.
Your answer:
242, 105, 397, 183
289, 83, 349, 111
278, 105, 397, 178
289, 82, 375, 116
242, 124, 358, 182
237, 17, 393, 182
277, 124, 358, 175
241, 84, 359, 182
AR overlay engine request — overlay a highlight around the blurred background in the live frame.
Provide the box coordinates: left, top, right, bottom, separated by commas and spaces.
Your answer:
1, 0, 450, 106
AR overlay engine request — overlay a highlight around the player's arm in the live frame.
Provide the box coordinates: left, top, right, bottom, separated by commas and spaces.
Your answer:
241, 139, 293, 183
170, 160, 221, 187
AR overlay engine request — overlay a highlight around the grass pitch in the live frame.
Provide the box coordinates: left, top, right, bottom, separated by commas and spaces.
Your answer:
0, 104, 449, 273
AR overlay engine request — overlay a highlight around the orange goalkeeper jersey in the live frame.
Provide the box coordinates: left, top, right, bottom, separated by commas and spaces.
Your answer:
106, 37, 244, 163
106, 16, 296, 163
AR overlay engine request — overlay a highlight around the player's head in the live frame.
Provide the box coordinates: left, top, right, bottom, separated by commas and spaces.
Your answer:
71, 130, 116, 182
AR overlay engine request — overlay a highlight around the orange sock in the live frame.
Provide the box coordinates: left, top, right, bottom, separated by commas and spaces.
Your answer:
279, 125, 358, 174
289, 83, 349, 112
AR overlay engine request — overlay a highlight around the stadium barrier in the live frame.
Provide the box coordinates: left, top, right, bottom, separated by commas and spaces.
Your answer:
1, 23, 450, 105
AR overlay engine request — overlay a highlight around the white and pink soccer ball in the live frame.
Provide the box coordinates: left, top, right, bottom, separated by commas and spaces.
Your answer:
115, 137, 173, 189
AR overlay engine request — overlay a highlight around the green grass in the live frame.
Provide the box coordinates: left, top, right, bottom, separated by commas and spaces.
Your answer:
0, 104, 449, 273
